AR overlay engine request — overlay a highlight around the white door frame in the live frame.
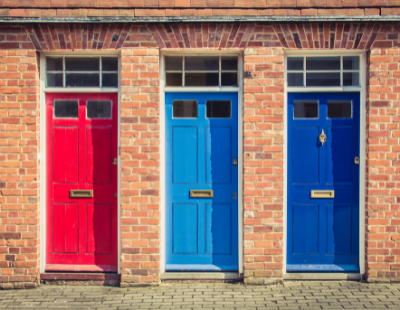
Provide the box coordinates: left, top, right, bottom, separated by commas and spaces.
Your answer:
283, 50, 367, 276
159, 50, 244, 277
39, 51, 121, 273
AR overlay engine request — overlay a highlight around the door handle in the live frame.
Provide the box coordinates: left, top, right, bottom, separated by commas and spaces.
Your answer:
311, 190, 334, 198
190, 190, 214, 198
70, 190, 93, 198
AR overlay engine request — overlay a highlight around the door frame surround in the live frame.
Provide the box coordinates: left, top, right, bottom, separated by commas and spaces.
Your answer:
283, 50, 367, 277
39, 51, 121, 274
160, 50, 244, 278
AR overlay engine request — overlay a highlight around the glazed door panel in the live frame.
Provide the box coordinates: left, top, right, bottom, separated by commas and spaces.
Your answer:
46, 93, 118, 272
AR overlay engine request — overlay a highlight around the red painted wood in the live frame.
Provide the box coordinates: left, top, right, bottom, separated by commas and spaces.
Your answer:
45, 264, 117, 272
46, 93, 118, 272
40, 273, 121, 281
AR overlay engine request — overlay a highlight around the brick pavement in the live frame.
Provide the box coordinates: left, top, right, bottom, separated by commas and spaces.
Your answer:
0, 281, 400, 309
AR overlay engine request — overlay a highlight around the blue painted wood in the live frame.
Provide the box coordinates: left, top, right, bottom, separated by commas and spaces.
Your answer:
166, 92, 238, 271
287, 92, 360, 272
286, 264, 360, 272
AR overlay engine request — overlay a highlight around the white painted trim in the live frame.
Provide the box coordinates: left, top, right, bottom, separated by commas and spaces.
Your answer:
285, 50, 368, 56
160, 50, 243, 276
41, 51, 119, 56
238, 52, 244, 276
283, 50, 366, 277
359, 52, 367, 276
39, 51, 122, 274
159, 53, 166, 274
164, 87, 239, 92
44, 88, 118, 93
117, 55, 122, 274
39, 54, 46, 274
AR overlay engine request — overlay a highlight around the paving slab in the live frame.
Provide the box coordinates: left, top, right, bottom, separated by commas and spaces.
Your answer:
1, 281, 400, 309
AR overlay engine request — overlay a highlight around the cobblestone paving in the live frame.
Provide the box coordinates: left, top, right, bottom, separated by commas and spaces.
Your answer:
1, 281, 400, 309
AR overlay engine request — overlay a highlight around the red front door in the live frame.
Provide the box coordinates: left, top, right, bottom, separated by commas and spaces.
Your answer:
46, 93, 118, 272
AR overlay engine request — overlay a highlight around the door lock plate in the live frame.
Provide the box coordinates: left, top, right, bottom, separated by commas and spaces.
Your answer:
354, 156, 359, 165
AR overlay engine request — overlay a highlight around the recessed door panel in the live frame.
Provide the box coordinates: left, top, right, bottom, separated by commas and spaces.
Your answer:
293, 127, 319, 184
86, 126, 112, 184
326, 204, 352, 255
86, 203, 111, 254
53, 127, 78, 184
326, 126, 353, 184
53, 203, 78, 254
292, 204, 319, 255
172, 204, 198, 254
287, 92, 360, 272
172, 126, 198, 184
206, 127, 231, 184
206, 204, 231, 255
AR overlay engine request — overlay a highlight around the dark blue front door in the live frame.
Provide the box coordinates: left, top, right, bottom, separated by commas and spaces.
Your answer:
287, 92, 360, 272
166, 92, 238, 271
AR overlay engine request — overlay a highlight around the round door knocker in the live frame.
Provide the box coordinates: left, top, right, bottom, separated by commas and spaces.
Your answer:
319, 129, 327, 146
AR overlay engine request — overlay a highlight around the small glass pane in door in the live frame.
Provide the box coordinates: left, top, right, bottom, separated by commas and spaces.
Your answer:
54, 100, 79, 118
173, 100, 197, 118
206, 101, 231, 118
87, 101, 112, 119
293, 101, 318, 119
327, 101, 352, 118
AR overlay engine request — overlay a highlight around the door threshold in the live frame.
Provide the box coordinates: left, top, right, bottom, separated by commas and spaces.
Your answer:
41, 273, 120, 281
161, 272, 242, 280
45, 264, 117, 272
284, 273, 361, 281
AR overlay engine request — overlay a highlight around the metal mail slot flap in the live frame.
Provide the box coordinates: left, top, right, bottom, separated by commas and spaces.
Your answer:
311, 190, 334, 198
70, 190, 93, 198
190, 190, 214, 198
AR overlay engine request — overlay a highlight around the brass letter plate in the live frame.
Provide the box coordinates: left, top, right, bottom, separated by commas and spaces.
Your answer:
190, 190, 214, 198
311, 190, 334, 198
70, 190, 93, 198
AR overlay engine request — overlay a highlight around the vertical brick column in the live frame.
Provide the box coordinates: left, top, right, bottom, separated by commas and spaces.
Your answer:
0, 50, 40, 289
120, 48, 160, 286
243, 47, 285, 285
367, 48, 400, 283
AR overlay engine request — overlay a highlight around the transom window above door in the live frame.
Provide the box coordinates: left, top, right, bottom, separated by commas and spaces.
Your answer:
165, 56, 238, 87
287, 56, 360, 87
46, 57, 118, 88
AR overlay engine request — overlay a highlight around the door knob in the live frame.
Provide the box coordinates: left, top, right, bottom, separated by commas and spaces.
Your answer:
319, 129, 327, 146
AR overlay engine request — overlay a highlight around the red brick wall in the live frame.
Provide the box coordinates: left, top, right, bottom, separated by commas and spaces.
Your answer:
1, 21, 400, 288
0, 49, 40, 289
120, 44, 161, 285
243, 47, 284, 285
367, 48, 400, 283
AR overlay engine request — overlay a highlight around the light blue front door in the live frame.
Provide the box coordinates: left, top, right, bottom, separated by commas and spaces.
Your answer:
287, 92, 360, 272
166, 92, 238, 271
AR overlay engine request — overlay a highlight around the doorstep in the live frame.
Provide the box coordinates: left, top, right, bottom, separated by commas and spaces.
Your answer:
40, 273, 120, 281
161, 272, 242, 281
284, 273, 362, 281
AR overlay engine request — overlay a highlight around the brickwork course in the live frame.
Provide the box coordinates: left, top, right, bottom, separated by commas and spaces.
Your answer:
0, 0, 400, 290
